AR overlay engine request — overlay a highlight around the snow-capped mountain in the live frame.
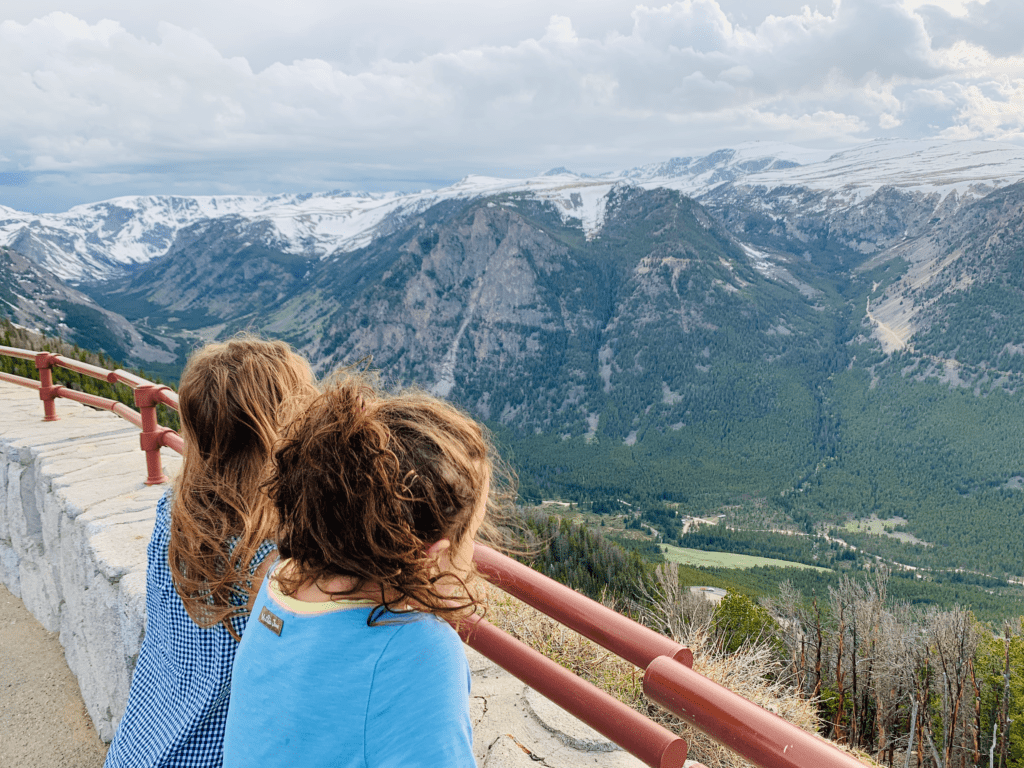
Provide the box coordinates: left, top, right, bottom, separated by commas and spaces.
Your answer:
0, 192, 422, 282
732, 139, 1024, 198
611, 141, 830, 184
3, 138, 1024, 284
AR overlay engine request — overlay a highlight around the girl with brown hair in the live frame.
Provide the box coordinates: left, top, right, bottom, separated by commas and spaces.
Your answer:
105, 337, 317, 768
222, 375, 502, 767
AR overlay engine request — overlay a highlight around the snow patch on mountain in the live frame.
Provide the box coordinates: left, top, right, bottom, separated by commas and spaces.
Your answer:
613, 142, 835, 189
742, 243, 784, 281
740, 243, 820, 299
734, 139, 1024, 201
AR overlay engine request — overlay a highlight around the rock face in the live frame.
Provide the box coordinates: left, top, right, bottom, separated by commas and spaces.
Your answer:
862, 182, 1024, 367
10, 142, 1024, 425
96, 216, 322, 337
0, 245, 178, 366
0, 381, 701, 767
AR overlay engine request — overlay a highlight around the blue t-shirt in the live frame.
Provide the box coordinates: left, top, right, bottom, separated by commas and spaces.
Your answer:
223, 566, 475, 767
105, 490, 275, 768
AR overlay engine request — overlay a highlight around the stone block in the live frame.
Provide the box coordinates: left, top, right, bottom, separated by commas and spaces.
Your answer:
6, 463, 28, 553
17, 551, 62, 632
118, 569, 148, 668
87, 517, 151, 582
0, 542, 20, 597
0, 457, 13, 544
73, 571, 134, 743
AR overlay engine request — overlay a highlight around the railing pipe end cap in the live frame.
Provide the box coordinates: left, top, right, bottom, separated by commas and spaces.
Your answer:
659, 738, 688, 768
673, 647, 694, 667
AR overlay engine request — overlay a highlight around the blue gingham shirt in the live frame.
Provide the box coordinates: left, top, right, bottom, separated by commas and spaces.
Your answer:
104, 490, 275, 768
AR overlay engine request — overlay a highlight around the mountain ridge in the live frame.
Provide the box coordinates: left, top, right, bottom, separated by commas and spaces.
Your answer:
5, 138, 1024, 284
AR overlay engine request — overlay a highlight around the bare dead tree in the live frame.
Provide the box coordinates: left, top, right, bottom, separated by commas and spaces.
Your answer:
971, 653, 980, 768
872, 600, 920, 767
813, 597, 824, 704
923, 607, 980, 768
638, 562, 717, 647
763, 580, 808, 695
834, 595, 847, 742
829, 578, 858, 744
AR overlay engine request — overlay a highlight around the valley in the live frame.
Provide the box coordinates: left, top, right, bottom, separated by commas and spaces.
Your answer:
5, 138, 1024, 612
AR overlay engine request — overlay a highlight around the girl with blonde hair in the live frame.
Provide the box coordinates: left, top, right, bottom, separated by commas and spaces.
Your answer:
223, 375, 503, 767
105, 336, 317, 768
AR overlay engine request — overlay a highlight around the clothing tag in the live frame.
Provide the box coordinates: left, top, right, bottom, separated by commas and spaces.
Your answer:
258, 605, 283, 636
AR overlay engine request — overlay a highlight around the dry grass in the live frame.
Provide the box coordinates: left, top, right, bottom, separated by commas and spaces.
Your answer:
484, 587, 876, 768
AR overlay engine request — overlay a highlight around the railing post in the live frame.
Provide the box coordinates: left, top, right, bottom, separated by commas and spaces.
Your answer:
35, 352, 59, 421
133, 384, 173, 485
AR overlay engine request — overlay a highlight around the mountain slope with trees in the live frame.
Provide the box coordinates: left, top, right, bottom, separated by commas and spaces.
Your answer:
2, 158, 1023, 584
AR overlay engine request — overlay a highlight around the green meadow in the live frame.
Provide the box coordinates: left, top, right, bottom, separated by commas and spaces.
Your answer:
659, 544, 830, 572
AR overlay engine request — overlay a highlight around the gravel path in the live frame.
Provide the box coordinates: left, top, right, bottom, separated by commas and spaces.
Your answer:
0, 584, 108, 768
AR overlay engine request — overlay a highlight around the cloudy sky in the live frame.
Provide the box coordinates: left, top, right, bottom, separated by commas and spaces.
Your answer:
2, 0, 1022, 212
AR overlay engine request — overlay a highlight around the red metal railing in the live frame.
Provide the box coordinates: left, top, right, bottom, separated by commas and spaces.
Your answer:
0, 345, 869, 768
471, 545, 868, 768
0, 345, 182, 483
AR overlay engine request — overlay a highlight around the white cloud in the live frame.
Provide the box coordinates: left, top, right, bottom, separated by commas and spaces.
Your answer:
744, 108, 870, 137
0, 1, 1023, 211
544, 16, 579, 45
940, 77, 1024, 139
917, 0, 1021, 56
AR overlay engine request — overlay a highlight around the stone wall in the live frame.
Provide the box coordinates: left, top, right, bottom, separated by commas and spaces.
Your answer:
0, 381, 179, 742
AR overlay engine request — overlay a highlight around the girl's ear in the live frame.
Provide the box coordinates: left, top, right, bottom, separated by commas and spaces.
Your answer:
424, 538, 451, 560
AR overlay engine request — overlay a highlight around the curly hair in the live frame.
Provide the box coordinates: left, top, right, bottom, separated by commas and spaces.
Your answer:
168, 335, 317, 637
269, 374, 502, 624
